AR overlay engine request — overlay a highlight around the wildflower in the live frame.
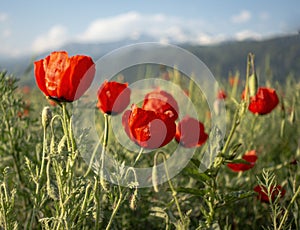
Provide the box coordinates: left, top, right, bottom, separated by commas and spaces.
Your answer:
122, 105, 176, 149
18, 101, 30, 118
227, 150, 257, 172
217, 90, 227, 99
142, 88, 179, 121
242, 87, 279, 115
34, 51, 95, 102
229, 75, 240, 87
254, 185, 286, 203
97, 81, 131, 115
21, 86, 31, 94
175, 115, 208, 148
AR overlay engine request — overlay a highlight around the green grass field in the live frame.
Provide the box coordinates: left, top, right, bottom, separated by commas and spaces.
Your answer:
0, 52, 299, 230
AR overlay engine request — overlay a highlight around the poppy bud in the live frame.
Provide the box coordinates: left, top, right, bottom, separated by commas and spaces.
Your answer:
42, 106, 52, 128
249, 73, 258, 97
129, 188, 138, 210
152, 164, 159, 193
289, 101, 296, 124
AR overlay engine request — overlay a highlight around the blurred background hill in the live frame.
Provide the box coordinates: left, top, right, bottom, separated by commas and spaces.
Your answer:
0, 33, 299, 86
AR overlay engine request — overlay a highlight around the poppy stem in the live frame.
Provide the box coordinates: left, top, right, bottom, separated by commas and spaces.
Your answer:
105, 178, 123, 230
153, 151, 185, 226
84, 134, 102, 178
221, 107, 239, 156
100, 114, 109, 173
61, 103, 71, 150
133, 147, 144, 166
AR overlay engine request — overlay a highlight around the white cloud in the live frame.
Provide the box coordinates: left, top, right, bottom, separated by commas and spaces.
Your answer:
22, 12, 225, 56
3, 12, 269, 57
77, 11, 212, 44
31, 25, 68, 53
235, 30, 262, 41
77, 11, 141, 42
0, 12, 8, 22
231, 10, 251, 24
2, 29, 11, 38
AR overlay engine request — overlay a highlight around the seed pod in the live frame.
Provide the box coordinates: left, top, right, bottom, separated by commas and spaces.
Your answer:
249, 73, 258, 97
42, 106, 52, 128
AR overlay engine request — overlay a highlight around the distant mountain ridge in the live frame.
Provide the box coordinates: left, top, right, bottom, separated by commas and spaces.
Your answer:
181, 34, 300, 82
1, 33, 299, 85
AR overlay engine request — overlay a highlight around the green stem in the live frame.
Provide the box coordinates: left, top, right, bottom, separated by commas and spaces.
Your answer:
221, 108, 239, 156
100, 114, 109, 176
84, 135, 102, 177
95, 113, 110, 229
133, 147, 144, 166
154, 152, 185, 226
221, 53, 252, 157
278, 185, 300, 230
30, 125, 47, 228
105, 181, 123, 230
62, 103, 71, 152
205, 179, 217, 227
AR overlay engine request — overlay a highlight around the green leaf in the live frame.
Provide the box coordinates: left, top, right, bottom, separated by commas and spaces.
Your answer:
221, 190, 255, 204
227, 143, 242, 159
175, 187, 209, 196
182, 167, 210, 182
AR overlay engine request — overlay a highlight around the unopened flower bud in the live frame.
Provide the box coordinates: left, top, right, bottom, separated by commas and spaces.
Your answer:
129, 188, 138, 210
289, 106, 296, 124
152, 164, 159, 193
249, 73, 258, 97
42, 106, 52, 128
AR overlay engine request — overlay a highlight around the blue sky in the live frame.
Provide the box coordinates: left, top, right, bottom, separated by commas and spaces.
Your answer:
1, 0, 299, 57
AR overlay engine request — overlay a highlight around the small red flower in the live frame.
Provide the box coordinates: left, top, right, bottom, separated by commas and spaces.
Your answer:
21, 86, 31, 94
227, 150, 258, 172
254, 185, 286, 203
34, 51, 95, 102
97, 81, 131, 115
229, 76, 240, 87
175, 116, 208, 148
217, 90, 227, 99
18, 102, 30, 118
122, 105, 176, 149
142, 89, 179, 121
242, 87, 279, 115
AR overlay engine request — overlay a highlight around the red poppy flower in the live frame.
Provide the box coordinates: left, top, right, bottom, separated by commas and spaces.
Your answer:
122, 105, 176, 149
175, 116, 208, 148
97, 81, 131, 115
34, 51, 95, 102
227, 150, 258, 172
217, 90, 227, 99
229, 76, 240, 87
142, 89, 179, 121
254, 185, 286, 203
18, 102, 30, 118
242, 87, 279, 115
